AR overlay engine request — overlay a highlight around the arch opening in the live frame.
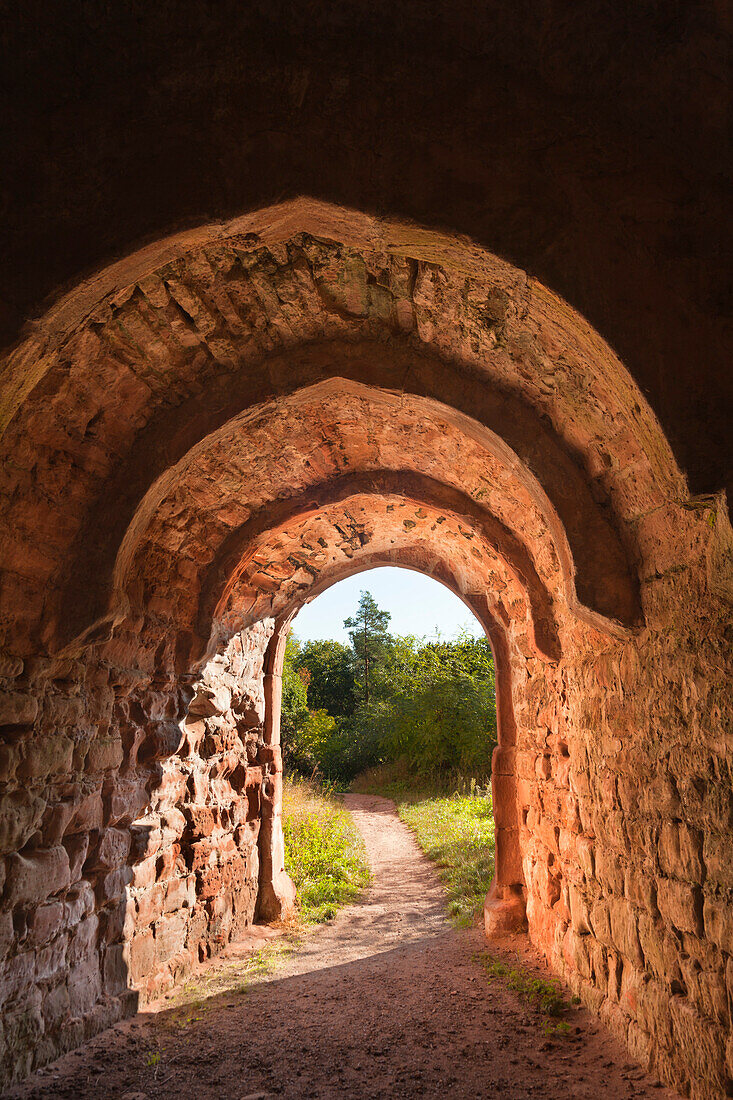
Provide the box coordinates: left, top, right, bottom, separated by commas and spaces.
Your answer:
259, 565, 525, 930
105, 537, 532, 1011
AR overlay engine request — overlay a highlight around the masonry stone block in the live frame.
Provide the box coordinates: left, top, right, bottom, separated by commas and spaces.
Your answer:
0, 211, 729, 1100
609, 896, 644, 968
26, 901, 65, 948
34, 936, 68, 983
103, 943, 129, 995
0, 790, 46, 854
94, 828, 132, 869
68, 915, 99, 968
568, 883, 591, 935
63, 833, 89, 882
126, 931, 155, 985
669, 998, 726, 1098
702, 896, 733, 955
657, 878, 704, 937
0, 911, 14, 962
4, 847, 70, 908
66, 788, 103, 834
659, 822, 703, 882
64, 881, 95, 925
0, 692, 38, 727
703, 832, 733, 892
67, 956, 103, 1019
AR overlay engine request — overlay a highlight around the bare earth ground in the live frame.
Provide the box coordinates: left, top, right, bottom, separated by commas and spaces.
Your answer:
6, 794, 682, 1100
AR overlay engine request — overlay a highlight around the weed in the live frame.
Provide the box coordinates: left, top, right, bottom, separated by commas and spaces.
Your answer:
543, 1019, 571, 1038
177, 1004, 206, 1028
233, 942, 293, 991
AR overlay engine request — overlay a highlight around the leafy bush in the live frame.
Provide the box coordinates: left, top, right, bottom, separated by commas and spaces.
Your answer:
281, 638, 313, 774
380, 634, 496, 778
296, 639, 357, 717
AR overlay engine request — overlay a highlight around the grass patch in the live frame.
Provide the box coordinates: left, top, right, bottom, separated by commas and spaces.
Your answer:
353, 761, 494, 925
282, 775, 371, 924
476, 951, 575, 1037
224, 941, 296, 993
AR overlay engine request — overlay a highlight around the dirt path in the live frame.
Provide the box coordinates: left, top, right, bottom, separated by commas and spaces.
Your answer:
8, 795, 681, 1100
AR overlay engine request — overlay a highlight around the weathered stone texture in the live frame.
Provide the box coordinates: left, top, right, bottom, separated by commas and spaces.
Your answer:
0, 208, 662, 657
0, 621, 272, 1086
512, 514, 733, 1100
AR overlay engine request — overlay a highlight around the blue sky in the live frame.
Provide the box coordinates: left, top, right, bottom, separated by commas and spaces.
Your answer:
291, 566, 484, 645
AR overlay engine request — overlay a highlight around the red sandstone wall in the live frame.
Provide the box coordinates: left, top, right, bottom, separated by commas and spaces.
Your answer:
1, 507, 731, 1096
0, 623, 272, 1085
515, 503, 733, 1100
123, 624, 274, 1002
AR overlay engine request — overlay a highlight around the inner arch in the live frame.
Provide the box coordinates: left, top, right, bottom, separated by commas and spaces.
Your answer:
258, 558, 524, 927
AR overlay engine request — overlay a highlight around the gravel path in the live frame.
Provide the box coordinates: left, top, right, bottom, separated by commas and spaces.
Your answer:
7, 794, 681, 1099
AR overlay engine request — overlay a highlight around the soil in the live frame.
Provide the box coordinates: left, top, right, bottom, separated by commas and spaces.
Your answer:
7, 794, 682, 1099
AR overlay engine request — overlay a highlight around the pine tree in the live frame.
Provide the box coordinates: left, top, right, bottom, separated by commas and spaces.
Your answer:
344, 590, 391, 705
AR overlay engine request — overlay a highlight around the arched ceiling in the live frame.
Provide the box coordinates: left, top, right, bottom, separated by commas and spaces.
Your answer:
40, 371, 641, 657
204, 494, 548, 664
108, 376, 633, 624
1, 3, 730, 501
198, 467, 561, 657
0, 201, 689, 658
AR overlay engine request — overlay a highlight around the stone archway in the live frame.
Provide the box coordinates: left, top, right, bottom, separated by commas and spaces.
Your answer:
256, 556, 525, 930
0, 201, 730, 1098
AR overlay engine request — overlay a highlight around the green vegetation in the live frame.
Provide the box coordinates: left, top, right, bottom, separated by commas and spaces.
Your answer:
295, 637, 356, 717
353, 763, 495, 925
163, 938, 298, 1022
396, 789, 494, 925
281, 588, 497, 926
224, 940, 298, 993
282, 589, 497, 785
476, 951, 575, 1036
152, 938, 300, 1045
344, 590, 392, 706
282, 776, 370, 923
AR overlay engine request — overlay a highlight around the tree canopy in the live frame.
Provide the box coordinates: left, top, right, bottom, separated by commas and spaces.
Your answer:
280, 589, 497, 784
295, 639, 356, 717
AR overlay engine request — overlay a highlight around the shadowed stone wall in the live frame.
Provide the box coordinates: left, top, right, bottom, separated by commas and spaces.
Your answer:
123, 623, 275, 1002
507, 504, 733, 1099
2, 2, 729, 504
0, 623, 274, 1083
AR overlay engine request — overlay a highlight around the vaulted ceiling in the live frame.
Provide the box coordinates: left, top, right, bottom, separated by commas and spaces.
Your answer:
1, 2, 730, 501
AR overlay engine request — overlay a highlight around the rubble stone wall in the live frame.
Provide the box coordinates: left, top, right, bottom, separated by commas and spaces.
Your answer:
0, 622, 273, 1087
1, 501, 732, 1098
512, 502, 733, 1100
